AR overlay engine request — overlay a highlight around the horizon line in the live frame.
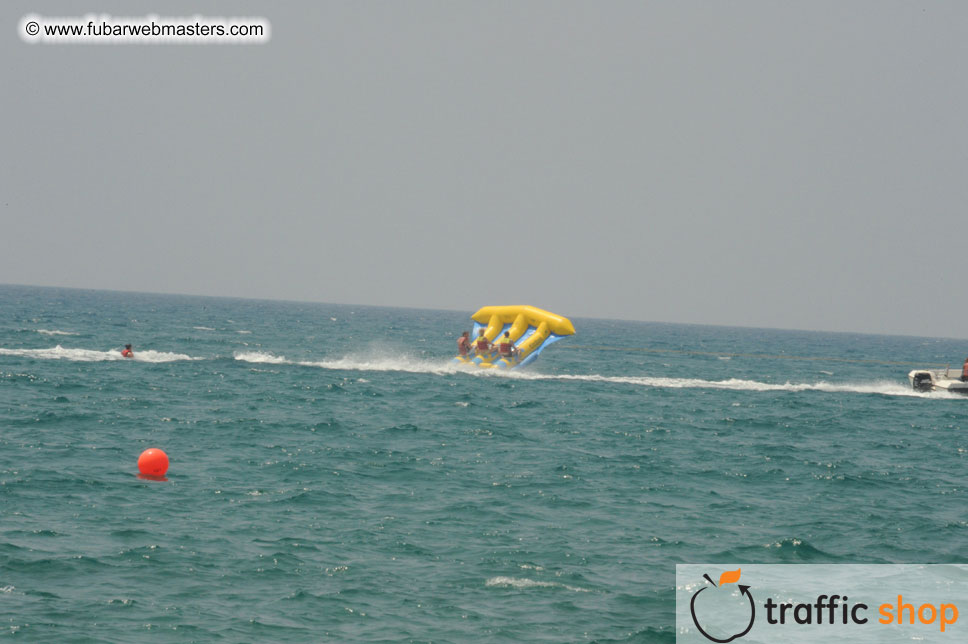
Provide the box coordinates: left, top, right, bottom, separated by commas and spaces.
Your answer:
2, 281, 966, 343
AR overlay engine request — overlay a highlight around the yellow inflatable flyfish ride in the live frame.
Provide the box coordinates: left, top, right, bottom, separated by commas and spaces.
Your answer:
454, 305, 575, 369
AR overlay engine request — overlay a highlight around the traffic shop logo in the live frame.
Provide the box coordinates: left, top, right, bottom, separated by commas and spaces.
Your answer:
689, 569, 755, 642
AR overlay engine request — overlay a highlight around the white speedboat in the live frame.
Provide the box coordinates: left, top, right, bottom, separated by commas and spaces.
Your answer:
908, 367, 968, 394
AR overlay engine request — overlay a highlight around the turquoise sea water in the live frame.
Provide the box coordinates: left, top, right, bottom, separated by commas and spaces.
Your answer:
1, 285, 966, 642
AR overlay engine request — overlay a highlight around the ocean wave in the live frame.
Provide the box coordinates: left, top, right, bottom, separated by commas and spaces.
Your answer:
36, 329, 78, 336
193, 326, 215, 331
0, 346, 201, 363
485, 576, 590, 592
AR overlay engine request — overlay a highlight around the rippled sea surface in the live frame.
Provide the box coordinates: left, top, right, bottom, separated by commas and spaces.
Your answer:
1, 285, 966, 642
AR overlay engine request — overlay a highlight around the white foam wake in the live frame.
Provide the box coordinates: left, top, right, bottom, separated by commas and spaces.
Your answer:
0, 346, 200, 363
232, 351, 956, 399
128, 349, 201, 363
485, 576, 591, 592
36, 329, 78, 336
504, 372, 951, 398
233, 351, 462, 375
234, 351, 289, 365
301, 356, 462, 376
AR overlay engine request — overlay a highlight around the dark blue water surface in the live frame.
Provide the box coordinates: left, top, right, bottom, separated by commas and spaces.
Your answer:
1, 285, 966, 642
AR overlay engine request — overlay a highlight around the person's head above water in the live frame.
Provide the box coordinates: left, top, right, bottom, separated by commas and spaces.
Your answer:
478, 329, 485, 336
462, 331, 469, 337
125, 344, 132, 350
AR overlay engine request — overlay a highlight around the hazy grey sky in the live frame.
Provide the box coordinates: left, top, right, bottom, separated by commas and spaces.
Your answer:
4, 1, 967, 337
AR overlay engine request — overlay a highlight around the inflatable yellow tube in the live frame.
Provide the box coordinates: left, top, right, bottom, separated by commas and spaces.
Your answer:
516, 321, 550, 357
483, 314, 503, 342
470, 306, 576, 337
457, 305, 575, 370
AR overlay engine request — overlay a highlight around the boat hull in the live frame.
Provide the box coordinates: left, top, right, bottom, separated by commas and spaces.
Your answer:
908, 369, 968, 394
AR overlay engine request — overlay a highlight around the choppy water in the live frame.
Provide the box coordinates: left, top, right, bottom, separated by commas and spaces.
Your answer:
1, 285, 966, 642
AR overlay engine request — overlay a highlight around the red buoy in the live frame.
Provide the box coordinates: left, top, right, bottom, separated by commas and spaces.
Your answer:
138, 448, 169, 477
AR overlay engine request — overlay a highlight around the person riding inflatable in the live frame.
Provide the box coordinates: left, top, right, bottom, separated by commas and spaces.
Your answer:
457, 331, 471, 356
497, 331, 517, 360
474, 329, 491, 354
